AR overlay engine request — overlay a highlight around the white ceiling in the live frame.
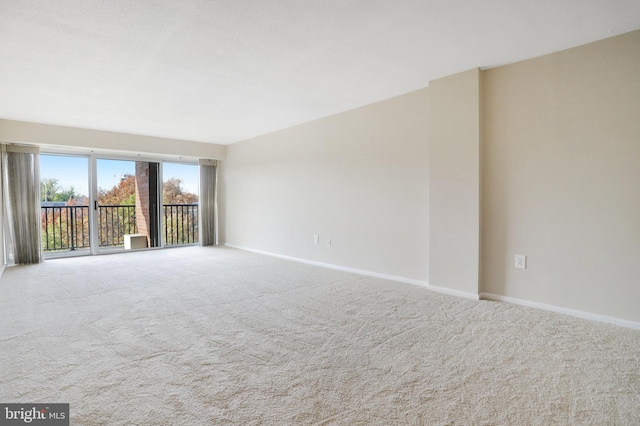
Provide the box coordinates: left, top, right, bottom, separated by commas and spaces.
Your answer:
1, 1, 640, 145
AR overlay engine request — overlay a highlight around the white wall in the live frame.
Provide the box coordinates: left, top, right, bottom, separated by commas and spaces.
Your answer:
220, 89, 429, 281
481, 30, 640, 323
221, 30, 640, 325
428, 69, 480, 297
0, 119, 226, 160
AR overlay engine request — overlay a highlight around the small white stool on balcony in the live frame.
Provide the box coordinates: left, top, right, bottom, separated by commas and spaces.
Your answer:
124, 234, 148, 250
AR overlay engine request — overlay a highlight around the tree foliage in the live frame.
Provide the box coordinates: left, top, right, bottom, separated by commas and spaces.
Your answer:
42, 174, 196, 206
163, 178, 198, 204
41, 178, 60, 202
40, 173, 198, 252
98, 174, 136, 205
41, 178, 78, 203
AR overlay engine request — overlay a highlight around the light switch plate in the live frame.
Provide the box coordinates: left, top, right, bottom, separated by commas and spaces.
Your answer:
515, 254, 526, 269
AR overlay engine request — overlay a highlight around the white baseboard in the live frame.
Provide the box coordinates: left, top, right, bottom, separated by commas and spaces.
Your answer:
614, 318, 640, 330
223, 244, 429, 289
221, 245, 639, 330
428, 284, 480, 301
480, 292, 640, 331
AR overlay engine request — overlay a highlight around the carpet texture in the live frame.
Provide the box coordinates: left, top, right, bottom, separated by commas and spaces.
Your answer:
1, 246, 638, 425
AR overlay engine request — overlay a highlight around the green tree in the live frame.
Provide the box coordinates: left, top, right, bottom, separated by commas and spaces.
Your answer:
54, 186, 77, 202
40, 179, 88, 252
41, 178, 61, 202
41, 178, 79, 203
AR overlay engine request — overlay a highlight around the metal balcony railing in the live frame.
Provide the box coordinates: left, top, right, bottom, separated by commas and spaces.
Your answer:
41, 203, 198, 252
41, 205, 91, 251
163, 204, 198, 246
97, 204, 137, 247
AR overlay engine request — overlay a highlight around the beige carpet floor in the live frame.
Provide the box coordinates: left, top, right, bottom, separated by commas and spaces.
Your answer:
0, 246, 638, 425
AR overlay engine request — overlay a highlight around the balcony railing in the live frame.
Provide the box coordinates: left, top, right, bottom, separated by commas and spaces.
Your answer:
41, 204, 198, 252
41, 205, 91, 251
164, 204, 198, 246
97, 205, 137, 247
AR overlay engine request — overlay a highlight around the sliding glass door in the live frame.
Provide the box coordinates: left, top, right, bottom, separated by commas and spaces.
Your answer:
95, 159, 160, 252
40, 154, 91, 257
162, 162, 199, 246
40, 154, 198, 257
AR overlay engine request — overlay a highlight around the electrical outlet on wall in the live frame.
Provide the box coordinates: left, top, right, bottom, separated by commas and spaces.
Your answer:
515, 254, 526, 269
314, 235, 319, 244
327, 238, 332, 247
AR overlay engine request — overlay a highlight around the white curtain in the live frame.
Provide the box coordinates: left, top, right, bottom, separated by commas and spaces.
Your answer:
2, 144, 42, 264
198, 159, 217, 246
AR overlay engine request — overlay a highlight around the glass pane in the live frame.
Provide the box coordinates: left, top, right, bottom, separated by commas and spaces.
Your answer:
162, 163, 199, 246
96, 159, 137, 250
40, 154, 90, 256
96, 159, 161, 250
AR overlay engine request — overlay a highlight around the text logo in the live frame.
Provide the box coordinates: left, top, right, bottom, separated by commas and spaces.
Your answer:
0, 404, 69, 426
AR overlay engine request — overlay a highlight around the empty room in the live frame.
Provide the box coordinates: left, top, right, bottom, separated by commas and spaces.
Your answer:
1, 1, 639, 424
